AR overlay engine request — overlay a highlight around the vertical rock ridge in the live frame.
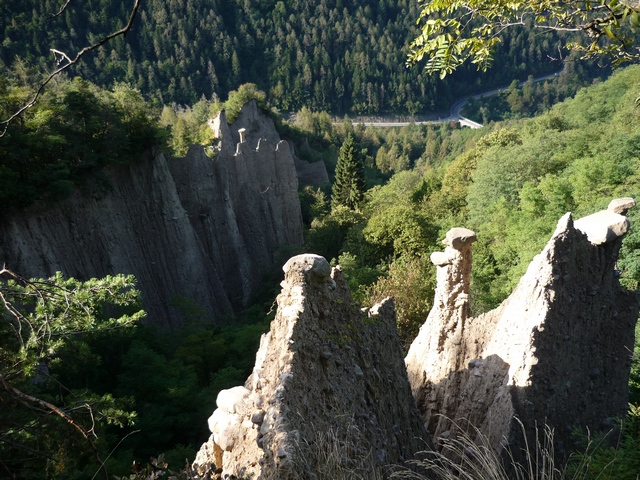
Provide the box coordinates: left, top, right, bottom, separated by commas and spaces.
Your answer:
405, 227, 477, 435
0, 102, 304, 327
406, 200, 638, 459
210, 100, 329, 187
194, 254, 429, 479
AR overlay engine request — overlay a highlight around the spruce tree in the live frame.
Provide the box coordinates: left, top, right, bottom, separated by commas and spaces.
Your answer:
331, 134, 366, 210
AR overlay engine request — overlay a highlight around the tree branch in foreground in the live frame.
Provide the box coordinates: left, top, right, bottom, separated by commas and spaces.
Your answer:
0, 267, 143, 479
409, 0, 640, 78
0, 0, 142, 137
0, 374, 108, 479
47, 0, 73, 19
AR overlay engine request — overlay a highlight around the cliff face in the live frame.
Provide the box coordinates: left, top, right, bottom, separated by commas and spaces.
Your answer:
406, 199, 639, 457
0, 102, 304, 327
194, 254, 429, 479
210, 100, 329, 187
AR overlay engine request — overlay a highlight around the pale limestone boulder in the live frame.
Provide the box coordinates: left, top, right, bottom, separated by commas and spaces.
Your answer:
208, 408, 242, 452
430, 251, 455, 266
282, 253, 331, 283
574, 209, 630, 245
216, 386, 250, 414
608, 197, 635, 215
444, 227, 477, 249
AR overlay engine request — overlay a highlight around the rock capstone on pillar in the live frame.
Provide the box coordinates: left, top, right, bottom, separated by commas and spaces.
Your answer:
608, 197, 636, 215
405, 199, 638, 462
573, 197, 636, 245
405, 227, 477, 438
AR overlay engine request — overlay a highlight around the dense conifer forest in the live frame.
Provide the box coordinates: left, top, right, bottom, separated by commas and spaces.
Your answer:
0, 0, 594, 114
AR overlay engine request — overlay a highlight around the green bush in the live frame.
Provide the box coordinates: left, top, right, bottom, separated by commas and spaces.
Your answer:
0, 78, 162, 210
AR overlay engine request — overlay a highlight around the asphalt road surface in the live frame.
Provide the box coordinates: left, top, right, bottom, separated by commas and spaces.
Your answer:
353, 67, 563, 128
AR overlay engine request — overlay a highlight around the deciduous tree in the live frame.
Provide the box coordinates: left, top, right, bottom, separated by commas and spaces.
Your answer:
409, 0, 640, 77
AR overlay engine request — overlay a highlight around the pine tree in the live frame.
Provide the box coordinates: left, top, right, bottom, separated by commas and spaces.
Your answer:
332, 134, 366, 210
0, 268, 144, 478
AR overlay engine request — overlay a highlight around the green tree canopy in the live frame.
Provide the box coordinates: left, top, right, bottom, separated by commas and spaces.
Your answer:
331, 134, 366, 211
0, 77, 162, 209
0, 269, 144, 478
410, 0, 640, 78
222, 83, 268, 124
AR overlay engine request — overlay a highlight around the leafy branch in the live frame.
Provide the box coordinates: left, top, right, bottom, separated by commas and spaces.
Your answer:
0, 267, 144, 478
409, 0, 640, 77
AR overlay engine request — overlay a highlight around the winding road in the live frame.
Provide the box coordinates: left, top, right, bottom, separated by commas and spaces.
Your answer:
352, 68, 563, 129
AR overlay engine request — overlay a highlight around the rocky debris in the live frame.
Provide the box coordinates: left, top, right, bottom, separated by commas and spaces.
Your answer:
194, 254, 429, 479
210, 100, 329, 187
406, 200, 639, 459
0, 102, 304, 327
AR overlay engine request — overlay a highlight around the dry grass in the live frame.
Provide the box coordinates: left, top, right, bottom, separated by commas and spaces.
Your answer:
285, 424, 386, 480
391, 418, 611, 480
117, 416, 629, 480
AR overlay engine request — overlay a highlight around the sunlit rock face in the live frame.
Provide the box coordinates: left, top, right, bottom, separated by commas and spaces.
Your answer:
210, 99, 329, 187
194, 254, 429, 479
406, 199, 638, 458
0, 101, 304, 327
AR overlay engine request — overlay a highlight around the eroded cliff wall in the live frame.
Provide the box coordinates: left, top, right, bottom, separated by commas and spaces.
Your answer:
210, 100, 329, 187
0, 103, 304, 327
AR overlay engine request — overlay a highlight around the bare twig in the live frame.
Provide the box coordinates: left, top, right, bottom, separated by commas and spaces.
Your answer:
47, 0, 73, 19
0, 267, 31, 347
0, 0, 142, 137
0, 374, 110, 479
90, 429, 141, 480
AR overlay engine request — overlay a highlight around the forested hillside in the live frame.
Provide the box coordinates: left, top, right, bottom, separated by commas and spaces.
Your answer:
306, 65, 640, 330
1, 0, 584, 114
1, 62, 638, 479
0, 78, 162, 209
1, 2, 639, 475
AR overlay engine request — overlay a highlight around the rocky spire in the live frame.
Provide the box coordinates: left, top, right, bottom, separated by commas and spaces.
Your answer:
406, 199, 638, 458
194, 254, 428, 479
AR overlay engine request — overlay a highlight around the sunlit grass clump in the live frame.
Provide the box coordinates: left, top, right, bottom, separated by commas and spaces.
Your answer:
392, 412, 640, 480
